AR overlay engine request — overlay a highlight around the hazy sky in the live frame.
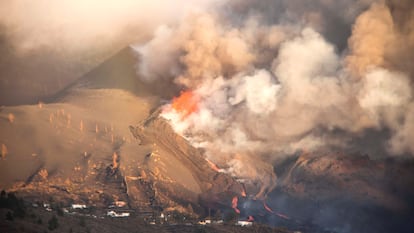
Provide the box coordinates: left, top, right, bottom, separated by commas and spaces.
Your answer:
0, 0, 218, 105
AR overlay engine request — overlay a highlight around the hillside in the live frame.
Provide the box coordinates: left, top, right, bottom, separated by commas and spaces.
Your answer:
0, 47, 246, 219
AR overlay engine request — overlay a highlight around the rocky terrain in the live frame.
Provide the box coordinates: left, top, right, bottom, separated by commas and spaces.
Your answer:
265, 152, 414, 233
0, 48, 262, 233
0, 47, 245, 218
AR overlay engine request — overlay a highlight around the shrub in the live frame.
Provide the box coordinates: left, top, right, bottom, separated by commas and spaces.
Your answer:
48, 215, 59, 230
57, 208, 64, 216
6, 211, 14, 221
0, 191, 26, 218
79, 216, 86, 227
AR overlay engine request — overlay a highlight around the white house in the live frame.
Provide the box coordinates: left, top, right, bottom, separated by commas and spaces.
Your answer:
71, 204, 87, 209
107, 210, 130, 217
236, 220, 253, 227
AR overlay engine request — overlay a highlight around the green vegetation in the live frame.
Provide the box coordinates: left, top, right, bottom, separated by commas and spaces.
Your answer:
48, 215, 59, 230
57, 207, 64, 216
0, 190, 26, 219
79, 216, 86, 227
0, 190, 292, 233
169, 210, 196, 224
194, 227, 210, 233
223, 212, 238, 224
6, 211, 14, 221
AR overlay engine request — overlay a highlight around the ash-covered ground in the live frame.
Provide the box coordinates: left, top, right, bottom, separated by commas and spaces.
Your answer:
1, 48, 414, 233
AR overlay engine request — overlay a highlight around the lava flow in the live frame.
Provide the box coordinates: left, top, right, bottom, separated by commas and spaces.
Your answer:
171, 90, 199, 118
264, 201, 290, 220
241, 184, 247, 197
232, 196, 241, 214
247, 215, 255, 222
205, 158, 220, 172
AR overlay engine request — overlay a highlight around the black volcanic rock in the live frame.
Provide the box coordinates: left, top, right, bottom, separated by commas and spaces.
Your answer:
278, 152, 414, 210
265, 151, 414, 233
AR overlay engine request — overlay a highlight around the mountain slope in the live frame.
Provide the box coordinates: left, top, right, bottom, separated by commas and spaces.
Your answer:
0, 46, 244, 218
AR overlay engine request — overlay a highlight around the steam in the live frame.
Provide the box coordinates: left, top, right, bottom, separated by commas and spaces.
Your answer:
134, 0, 413, 197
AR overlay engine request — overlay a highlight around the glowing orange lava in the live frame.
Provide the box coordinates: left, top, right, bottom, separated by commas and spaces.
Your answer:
232, 196, 241, 214
241, 184, 247, 197
205, 158, 220, 172
263, 201, 291, 220
275, 212, 290, 220
172, 90, 199, 117
263, 201, 274, 213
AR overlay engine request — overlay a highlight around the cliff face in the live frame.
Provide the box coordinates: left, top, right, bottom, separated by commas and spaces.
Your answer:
127, 110, 245, 215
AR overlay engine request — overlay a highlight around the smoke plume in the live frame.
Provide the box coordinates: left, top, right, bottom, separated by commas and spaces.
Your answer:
134, 0, 414, 197
0, 0, 217, 105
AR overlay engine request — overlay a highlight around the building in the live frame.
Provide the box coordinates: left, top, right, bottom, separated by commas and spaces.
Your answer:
71, 204, 87, 209
107, 210, 130, 217
236, 220, 253, 227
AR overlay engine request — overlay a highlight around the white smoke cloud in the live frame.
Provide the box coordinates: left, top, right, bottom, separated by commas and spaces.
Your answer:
134, 25, 182, 83
358, 68, 412, 123
0, 0, 221, 105
0, 0, 218, 54
228, 70, 280, 114
136, 0, 414, 197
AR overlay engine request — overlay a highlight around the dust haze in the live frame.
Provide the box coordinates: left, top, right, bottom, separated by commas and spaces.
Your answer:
0, 0, 217, 105
1, 1, 414, 233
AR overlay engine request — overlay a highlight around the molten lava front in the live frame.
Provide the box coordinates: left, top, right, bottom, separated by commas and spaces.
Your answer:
171, 90, 199, 117
264, 201, 290, 220
232, 196, 241, 214
206, 158, 221, 172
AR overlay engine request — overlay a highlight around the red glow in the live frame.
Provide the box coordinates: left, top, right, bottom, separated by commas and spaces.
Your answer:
276, 212, 290, 220
241, 184, 247, 197
263, 202, 274, 213
205, 158, 220, 172
171, 90, 199, 117
232, 196, 241, 214
263, 201, 291, 220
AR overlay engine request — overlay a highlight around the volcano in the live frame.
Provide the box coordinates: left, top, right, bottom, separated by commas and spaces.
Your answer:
0, 47, 245, 219
1, 47, 414, 233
